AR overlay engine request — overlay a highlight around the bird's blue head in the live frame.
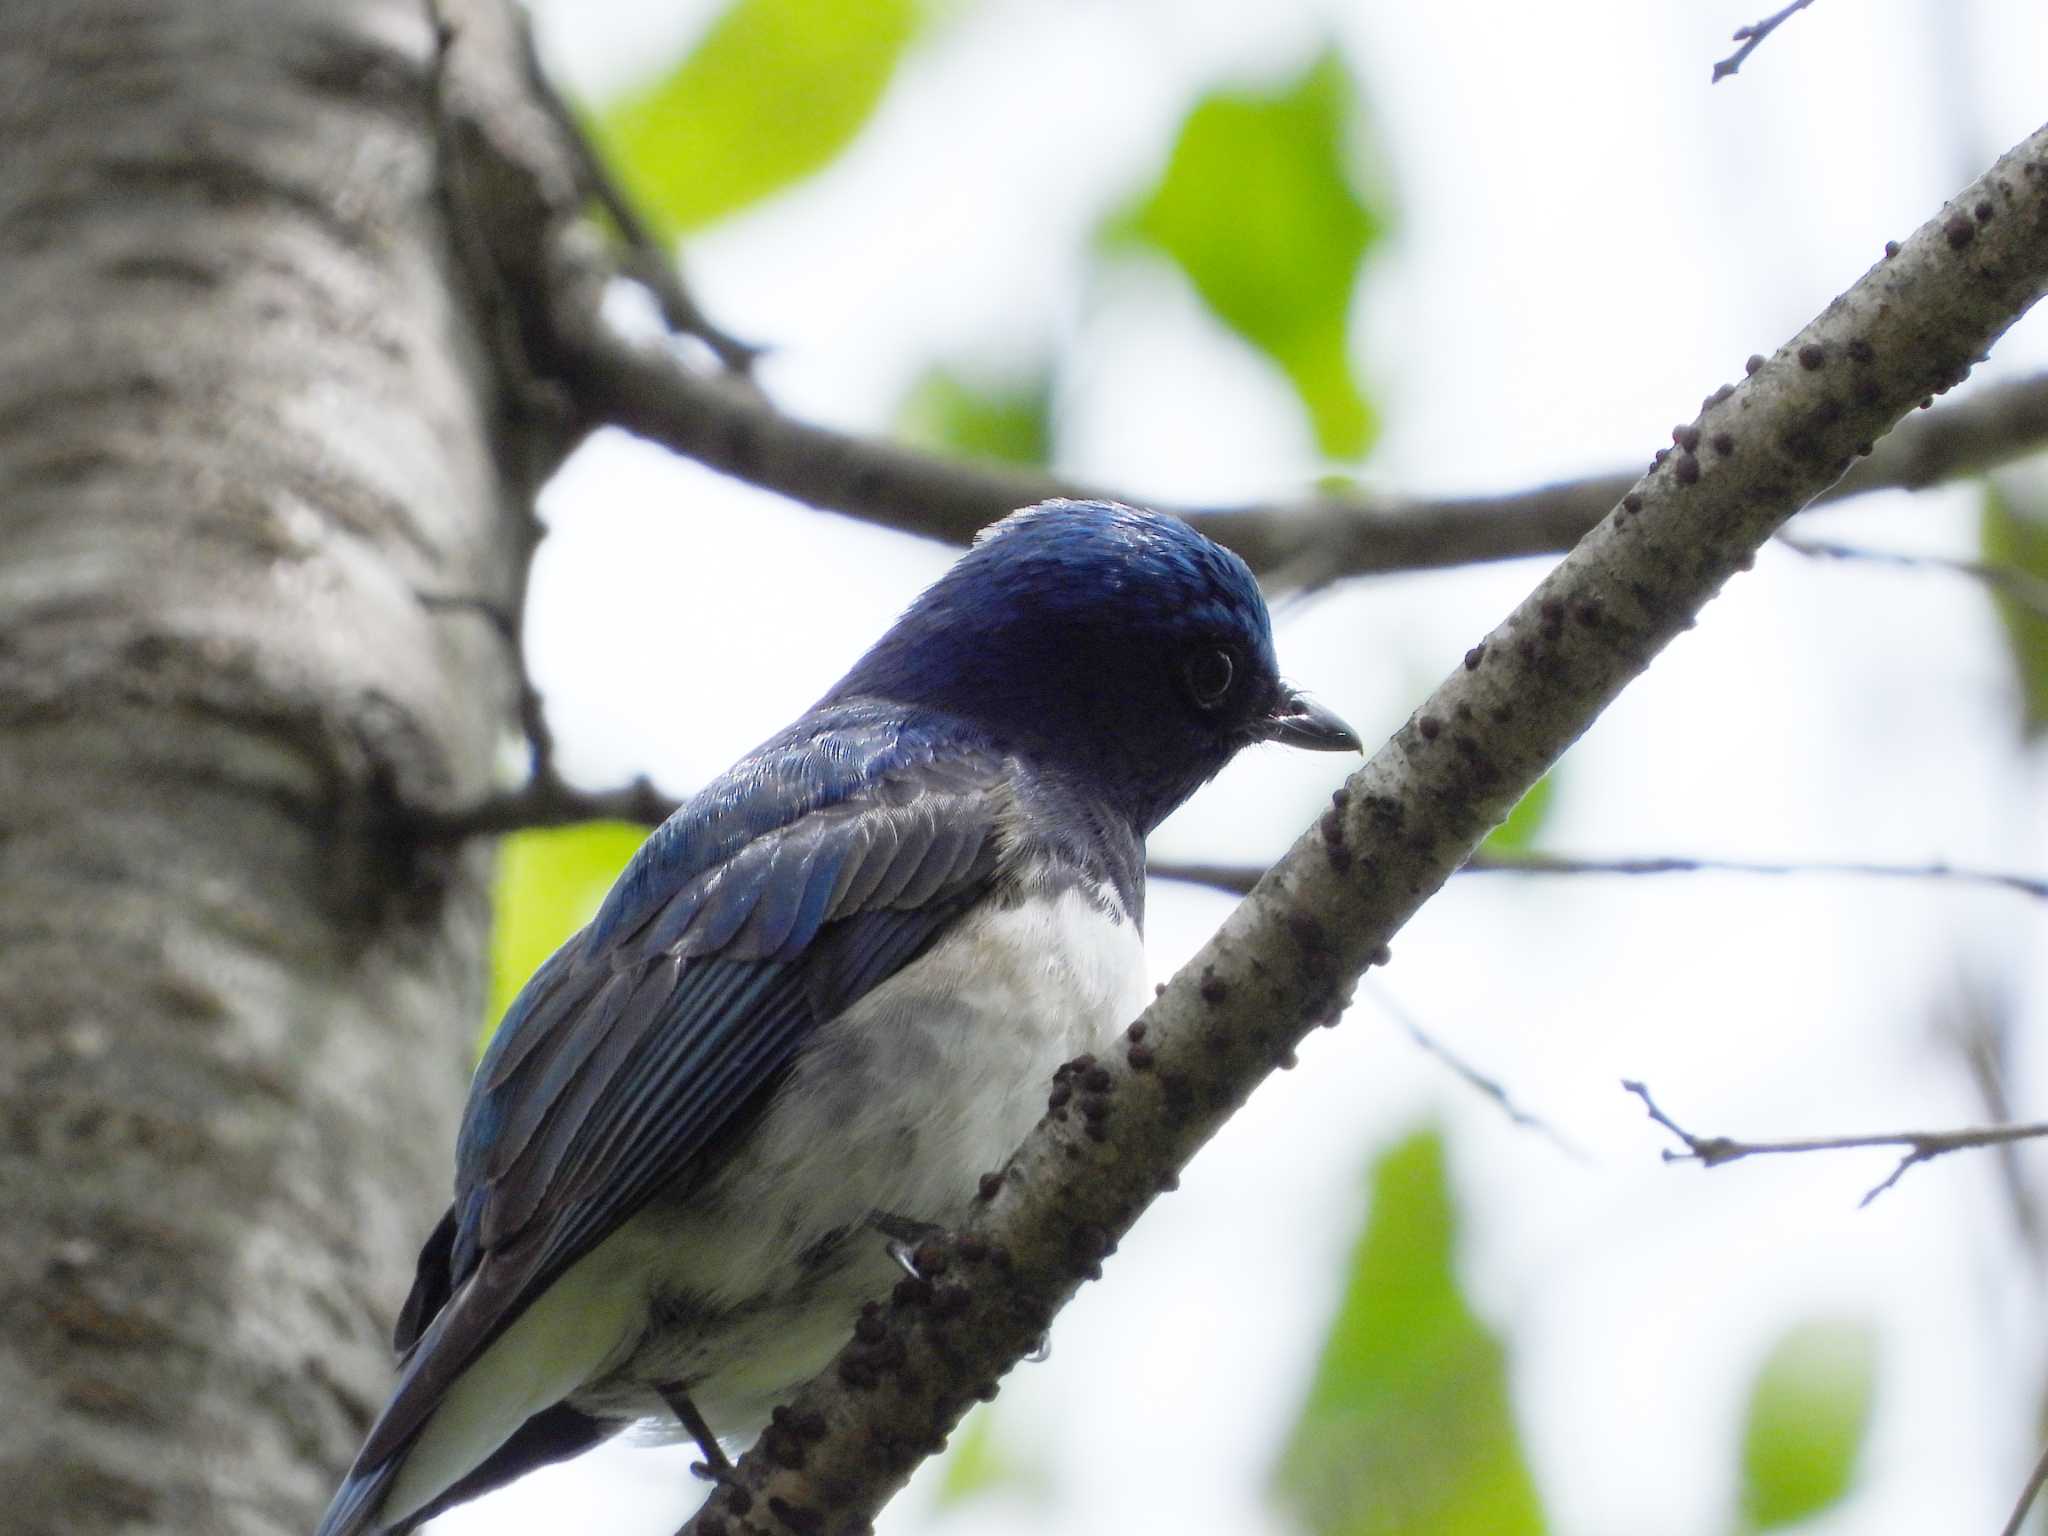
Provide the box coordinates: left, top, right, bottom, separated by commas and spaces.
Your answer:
826, 500, 1359, 832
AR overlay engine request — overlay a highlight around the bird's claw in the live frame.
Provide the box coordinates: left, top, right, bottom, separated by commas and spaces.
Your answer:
870, 1210, 944, 1279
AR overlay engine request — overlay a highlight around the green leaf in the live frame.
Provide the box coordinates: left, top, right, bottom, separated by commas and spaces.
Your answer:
1272, 1128, 1546, 1536
1482, 772, 1555, 855
484, 822, 648, 1050
1737, 1319, 1877, 1531
1982, 474, 2048, 738
597, 0, 923, 234
932, 1404, 1046, 1509
1116, 50, 1386, 458
896, 364, 1054, 466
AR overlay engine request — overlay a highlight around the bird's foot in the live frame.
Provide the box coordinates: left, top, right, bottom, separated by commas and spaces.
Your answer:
869, 1210, 946, 1279
656, 1383, 738, 1487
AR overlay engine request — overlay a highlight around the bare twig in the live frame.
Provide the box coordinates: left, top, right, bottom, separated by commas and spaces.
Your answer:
2000, 1439, 2048, 1536
1948, 980, 2048, 1262
1370, 986, 1587, 1160
511, 8, 761, 375
1777, 534, 2048, 622
1622, 1080, 2048, 1206
411, 773, 674, 839
1464, 850, 2048, 902
1149, 851, 2048, 903
1713, 0, 1819, 81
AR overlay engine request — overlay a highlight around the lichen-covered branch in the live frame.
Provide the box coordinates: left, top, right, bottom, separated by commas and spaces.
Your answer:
671, 122, 2048, 1536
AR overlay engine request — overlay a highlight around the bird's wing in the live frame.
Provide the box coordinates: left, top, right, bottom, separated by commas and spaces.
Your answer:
358, 715, 1015, 1472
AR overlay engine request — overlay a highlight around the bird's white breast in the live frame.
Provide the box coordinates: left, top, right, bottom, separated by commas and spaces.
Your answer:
693, 882, 1152, 1290
555, 882, 1151, 1435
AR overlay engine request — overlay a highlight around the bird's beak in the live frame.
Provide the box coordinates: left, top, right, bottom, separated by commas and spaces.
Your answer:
1259, 687, 1362, 753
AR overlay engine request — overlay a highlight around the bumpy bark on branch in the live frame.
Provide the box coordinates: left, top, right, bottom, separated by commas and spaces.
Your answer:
671, 123, 2048, 1536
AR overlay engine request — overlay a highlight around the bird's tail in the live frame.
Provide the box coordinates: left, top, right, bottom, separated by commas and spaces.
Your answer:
312, 1250, 639, 1534
314, 1458, 404, 1536
314, 1403, 618, 1536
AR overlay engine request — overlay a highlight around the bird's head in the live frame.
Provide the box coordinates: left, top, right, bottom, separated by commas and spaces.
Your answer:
828, 499, 1359, 832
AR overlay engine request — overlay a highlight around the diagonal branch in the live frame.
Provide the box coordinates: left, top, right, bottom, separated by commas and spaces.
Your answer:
1712, 0, 1820, 82
508, 13, 762, 377
1371, 986, 1587, 1160
1622, 1080, 2048, 1207
2002, 1442, 2048, 1536
666, 122, 2048, 1536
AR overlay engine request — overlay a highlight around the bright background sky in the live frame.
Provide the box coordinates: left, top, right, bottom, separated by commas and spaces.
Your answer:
433, 2, 2048, 1532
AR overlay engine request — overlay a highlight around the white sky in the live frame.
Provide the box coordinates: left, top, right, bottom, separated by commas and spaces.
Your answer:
429, 2, 2048, 1533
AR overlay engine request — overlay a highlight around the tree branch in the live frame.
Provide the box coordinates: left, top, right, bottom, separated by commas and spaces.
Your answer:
507, 11, 762, 377
1776, 533, 2048, 621
664, 123, 2048, 1536
1713, 0, 1820, 81
1622, 1080, 2048, 1207
2001, 1439, 2048, 1536
1371, 986, 1587, 1160
1150, 850, 2048, 903
541, 281, 2048, 584
436, 0, 2048, 592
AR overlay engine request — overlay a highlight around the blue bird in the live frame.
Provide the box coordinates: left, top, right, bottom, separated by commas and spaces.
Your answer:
316, 499, 1359, 1534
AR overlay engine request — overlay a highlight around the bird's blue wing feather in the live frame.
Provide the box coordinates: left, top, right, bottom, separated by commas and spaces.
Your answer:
357, 705, 1013, 1474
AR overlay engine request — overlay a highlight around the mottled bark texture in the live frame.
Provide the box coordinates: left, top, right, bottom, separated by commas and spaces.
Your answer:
0, 4, 530, 1532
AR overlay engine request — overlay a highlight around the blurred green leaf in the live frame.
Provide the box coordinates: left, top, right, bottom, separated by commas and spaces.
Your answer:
1115, 50, 1386, 458
1482, 772, 1555, 855
1272, 1128, 1545, 1536
1982, 474, 2048, 738
1737, 1319, 1877, 1531
598, 0, 923, 234
932, 1404, 1046, 1509
896, 364, 1054, 466
484, 822, 648, 1049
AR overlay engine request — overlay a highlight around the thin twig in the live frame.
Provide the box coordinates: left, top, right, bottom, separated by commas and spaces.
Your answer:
2000, 1439, 2048, 1536
1463, 850, 2048, 901
1149, 851, 2048, 903
408, 598, 683, 837
1713, 0, 1819, 81
1369, 986, 1587, 1161
1777, 534, 2048, 622
1622, 1079, 2048, 1206
1950, 984, 2048, 1264
511, 9, 762, 375
411, 774, 675, 840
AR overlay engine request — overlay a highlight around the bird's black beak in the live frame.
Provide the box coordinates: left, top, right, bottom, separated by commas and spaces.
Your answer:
1259, 687, 1362, 753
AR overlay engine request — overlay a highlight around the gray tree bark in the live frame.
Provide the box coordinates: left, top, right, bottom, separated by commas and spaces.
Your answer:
0, 3, 535, 1531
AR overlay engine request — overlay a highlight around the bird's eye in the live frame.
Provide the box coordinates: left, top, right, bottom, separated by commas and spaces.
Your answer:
1184, 646, 1236, 709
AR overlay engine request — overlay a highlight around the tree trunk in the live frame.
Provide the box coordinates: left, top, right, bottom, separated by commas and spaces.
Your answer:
0, 3, 529, 1530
